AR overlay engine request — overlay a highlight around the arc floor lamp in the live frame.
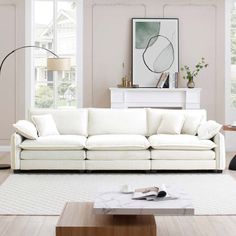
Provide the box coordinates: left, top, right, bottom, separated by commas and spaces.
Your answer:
0, 45, 71, 169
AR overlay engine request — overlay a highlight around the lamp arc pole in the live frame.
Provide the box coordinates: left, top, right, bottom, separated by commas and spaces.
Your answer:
0, 45, 59, 170
0, 45, 60, 77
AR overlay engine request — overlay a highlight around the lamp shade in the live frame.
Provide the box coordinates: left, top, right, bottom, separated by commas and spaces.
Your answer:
47, 58, 71, 71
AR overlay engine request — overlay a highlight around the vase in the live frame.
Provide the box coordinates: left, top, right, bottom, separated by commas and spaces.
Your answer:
187, 78, 195, 89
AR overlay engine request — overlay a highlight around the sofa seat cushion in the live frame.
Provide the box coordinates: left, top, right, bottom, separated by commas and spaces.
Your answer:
148, 134, 216, 150
87, 150, 150, 160
151, 150, 215, 160
20, 135, 86, 150
86, 135, 150, 150
21, 150, 86, 160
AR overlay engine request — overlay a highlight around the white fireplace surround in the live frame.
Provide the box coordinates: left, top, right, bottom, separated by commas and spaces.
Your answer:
110, 88, 201, 109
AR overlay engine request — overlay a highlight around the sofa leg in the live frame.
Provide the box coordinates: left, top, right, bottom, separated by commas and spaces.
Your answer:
214, 170, 223, 173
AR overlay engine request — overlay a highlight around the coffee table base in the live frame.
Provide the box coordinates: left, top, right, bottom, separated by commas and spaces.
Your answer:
56, 202, 156, 236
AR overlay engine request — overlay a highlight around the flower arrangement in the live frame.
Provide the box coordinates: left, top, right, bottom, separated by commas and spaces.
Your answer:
181, 58, 208, 80
180, 58, 208, 88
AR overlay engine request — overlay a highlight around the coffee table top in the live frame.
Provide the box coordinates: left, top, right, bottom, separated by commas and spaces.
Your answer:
94, 186, 194, 216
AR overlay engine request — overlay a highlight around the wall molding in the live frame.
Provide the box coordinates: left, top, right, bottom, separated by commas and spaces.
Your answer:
91, 3, 147, 106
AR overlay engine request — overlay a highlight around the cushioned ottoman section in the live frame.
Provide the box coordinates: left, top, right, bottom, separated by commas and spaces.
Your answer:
148, 134, 216, 150
21, 150, 86, 160
20, 135, 86, 150
21, 160, 85, 170
87, 150, 150, 160
151, 150, 215, 160
86, 135, 150, 150
85, 160, 150, 170
88, 108, 147, 135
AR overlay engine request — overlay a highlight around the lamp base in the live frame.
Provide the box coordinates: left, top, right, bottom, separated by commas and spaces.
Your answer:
0, 164, 11, 169
229, 155, 236, 170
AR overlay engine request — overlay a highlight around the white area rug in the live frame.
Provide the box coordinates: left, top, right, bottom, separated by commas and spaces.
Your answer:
0, 173, 236, 215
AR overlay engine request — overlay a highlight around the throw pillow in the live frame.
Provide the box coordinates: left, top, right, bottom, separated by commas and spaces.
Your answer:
32, 114, 59, 137
197, 120, 222, 140
182, 115, 203, 135
13, 120, 38, 139
157, 113, 185, 134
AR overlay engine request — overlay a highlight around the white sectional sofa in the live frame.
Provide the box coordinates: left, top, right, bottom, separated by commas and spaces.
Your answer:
11, 108, 225, 172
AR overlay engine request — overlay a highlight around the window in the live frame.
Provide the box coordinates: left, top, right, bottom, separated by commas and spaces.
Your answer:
231, 1, 236, 108
33, 0, 79, 108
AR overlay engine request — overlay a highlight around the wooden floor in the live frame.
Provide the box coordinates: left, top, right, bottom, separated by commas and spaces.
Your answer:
0, 152, 236, 236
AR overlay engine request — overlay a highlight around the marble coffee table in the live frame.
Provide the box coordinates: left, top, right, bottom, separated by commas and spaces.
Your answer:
94, 186, 194, 216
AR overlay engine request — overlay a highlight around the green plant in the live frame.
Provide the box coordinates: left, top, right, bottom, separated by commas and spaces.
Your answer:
181, 58, 208, 80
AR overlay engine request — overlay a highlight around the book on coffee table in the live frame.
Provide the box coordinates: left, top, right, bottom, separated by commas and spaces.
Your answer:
132, 184, 177, 201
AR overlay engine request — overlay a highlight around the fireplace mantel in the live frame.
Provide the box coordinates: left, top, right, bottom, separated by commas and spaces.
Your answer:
109, 88, 201, 109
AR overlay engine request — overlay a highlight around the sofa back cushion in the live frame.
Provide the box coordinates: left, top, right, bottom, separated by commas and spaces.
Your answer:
29, 109, 88, 136
147, 108, 207, 136
88, 108, 147, 135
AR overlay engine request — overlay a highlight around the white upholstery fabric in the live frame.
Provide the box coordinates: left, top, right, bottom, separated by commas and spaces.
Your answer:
10, 108, 225, 171
29, 109, 88, 136
20, 135, 86, 150
21, 150, 86, 160
11, 133, 23, 170
32, 114, 59, 136
21, 160, 85, 170
182, 114, 203, 135
13, 120, 38, 139
157, 113, 185, 134
86, 135, 150, 150
85, 160, 150, 170
151, 160, 216, 170
147, 108, 206, 136
198, 120, 222, 140
213, 133, 226, 170
87, 150, 150, 160
148, 134, 216, 150
151, 150, 215, 160
88, 108, 147, 135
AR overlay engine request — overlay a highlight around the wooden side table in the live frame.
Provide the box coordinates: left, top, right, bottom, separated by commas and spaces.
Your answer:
56, 202, 156, 236
223, 125, 236, 170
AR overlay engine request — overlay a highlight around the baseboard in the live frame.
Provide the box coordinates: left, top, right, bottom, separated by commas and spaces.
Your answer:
0, 146, 10, 152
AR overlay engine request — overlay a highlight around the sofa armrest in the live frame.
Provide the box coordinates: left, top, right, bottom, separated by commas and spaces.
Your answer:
11, 133, 23, 170
213, 132, 225, 170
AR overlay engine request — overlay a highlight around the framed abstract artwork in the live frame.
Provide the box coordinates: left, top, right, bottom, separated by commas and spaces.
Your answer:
132, 18, 179, 87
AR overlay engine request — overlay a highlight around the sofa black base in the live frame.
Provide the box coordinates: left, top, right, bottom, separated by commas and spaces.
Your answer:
0, 164, 11, 169
13, 169, 223, 174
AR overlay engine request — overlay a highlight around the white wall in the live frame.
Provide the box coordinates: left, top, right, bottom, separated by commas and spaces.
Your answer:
83, 0, 226, 123
0, 0, 25, 148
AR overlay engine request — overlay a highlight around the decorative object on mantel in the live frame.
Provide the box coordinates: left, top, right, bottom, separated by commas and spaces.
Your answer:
117, 62, 139, 88
181, 57, 208, 89
0, 45, 71, 169
155, 72, 179, 88
132, 18, 179, 88
156, 72, 169, 88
